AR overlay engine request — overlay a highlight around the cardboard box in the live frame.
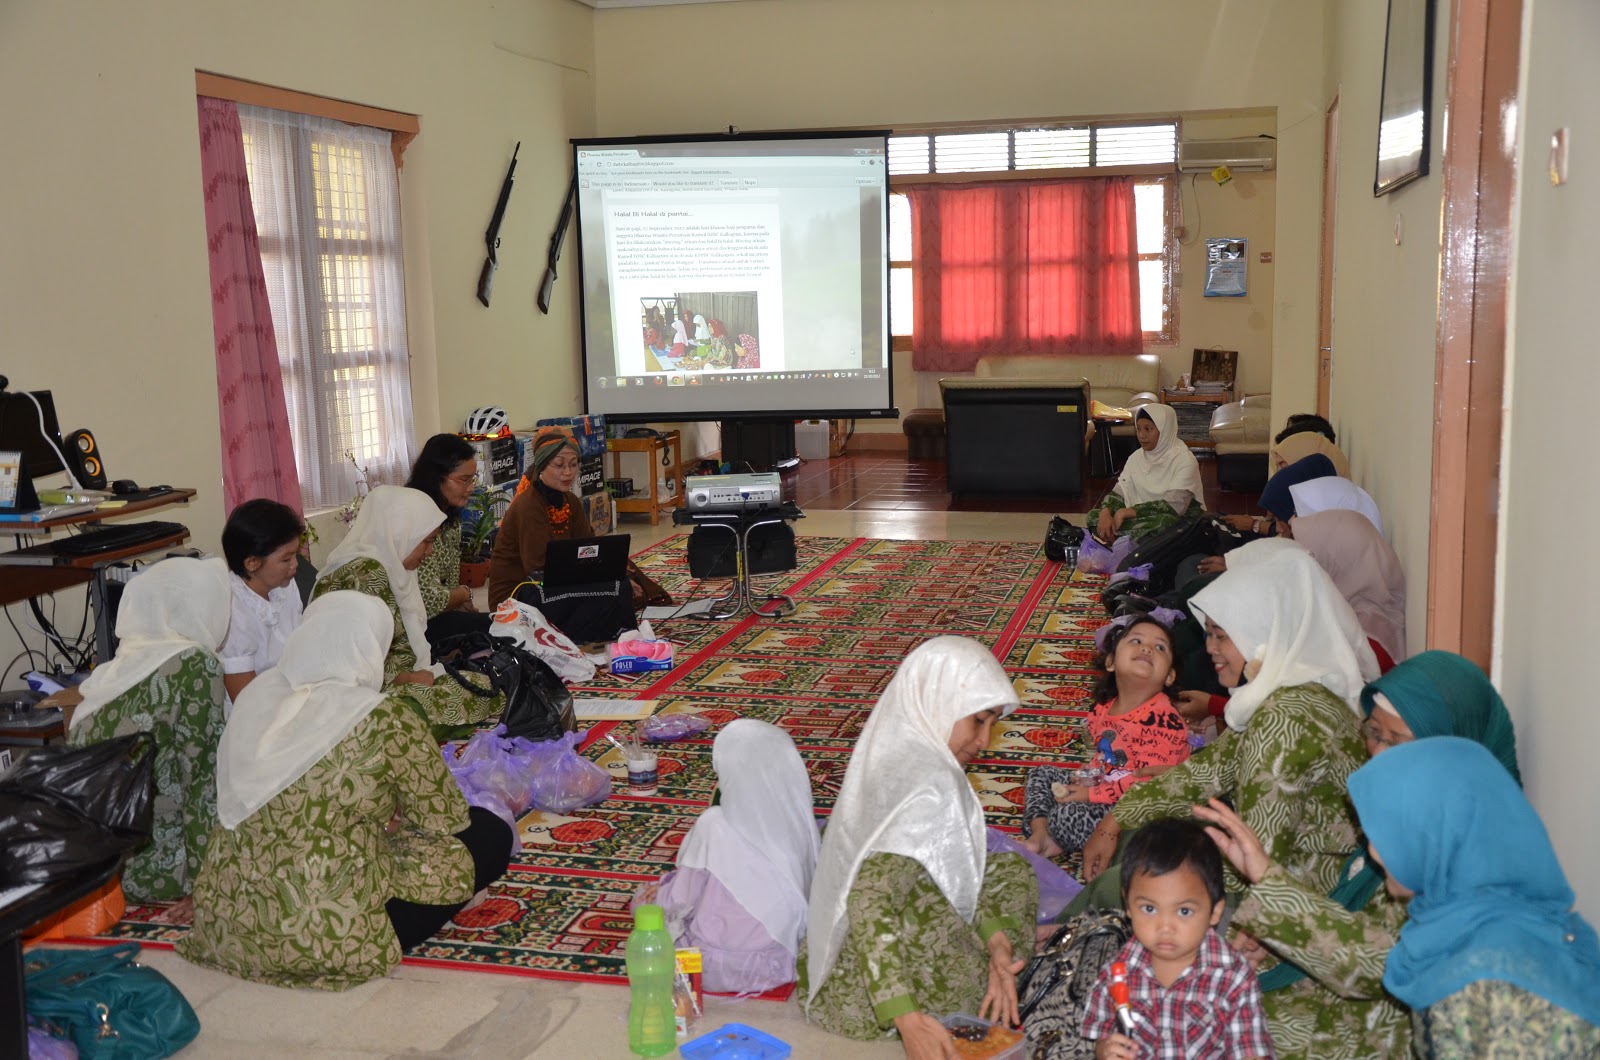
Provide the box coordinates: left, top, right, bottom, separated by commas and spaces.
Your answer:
581, 491, 614, 536
535, 413, 608, 459
465, 435, 519, 488
610, 639, 673, 674
578, 454, 605, 497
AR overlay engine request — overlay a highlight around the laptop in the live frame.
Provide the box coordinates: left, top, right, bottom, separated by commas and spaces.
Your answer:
542, 533, 631, 590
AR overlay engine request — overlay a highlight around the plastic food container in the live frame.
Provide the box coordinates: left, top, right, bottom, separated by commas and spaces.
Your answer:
940, 1014, 1025, 1060
678, 1022, 792, 1059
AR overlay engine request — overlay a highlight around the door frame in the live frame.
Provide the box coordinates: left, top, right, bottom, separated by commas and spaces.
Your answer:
1427, 0, 1522, 666
1316, 94, 1339, 419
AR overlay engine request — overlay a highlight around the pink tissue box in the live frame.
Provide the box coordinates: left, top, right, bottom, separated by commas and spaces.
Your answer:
610, 639, 673, 674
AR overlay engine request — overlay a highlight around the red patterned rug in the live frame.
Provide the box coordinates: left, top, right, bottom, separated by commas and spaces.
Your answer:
101, 535, 1106, 985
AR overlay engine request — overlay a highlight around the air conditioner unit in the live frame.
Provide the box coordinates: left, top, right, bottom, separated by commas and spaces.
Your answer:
1177, 138, 1276, 173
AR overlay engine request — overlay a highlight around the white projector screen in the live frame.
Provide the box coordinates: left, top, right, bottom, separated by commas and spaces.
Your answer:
572, 132, 895, 423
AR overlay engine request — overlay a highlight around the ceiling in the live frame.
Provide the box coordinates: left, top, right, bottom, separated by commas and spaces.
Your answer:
572, 0, 754, 8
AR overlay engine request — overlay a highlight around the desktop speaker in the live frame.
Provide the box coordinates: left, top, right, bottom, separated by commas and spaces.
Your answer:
65, 429, 107, 490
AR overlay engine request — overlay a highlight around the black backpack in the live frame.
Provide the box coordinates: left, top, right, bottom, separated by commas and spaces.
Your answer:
1016, 909, 1131, 1060
432, 631, 577, 742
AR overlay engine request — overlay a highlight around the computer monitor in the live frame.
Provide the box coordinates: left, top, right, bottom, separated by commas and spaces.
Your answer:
0, 390, 69, 479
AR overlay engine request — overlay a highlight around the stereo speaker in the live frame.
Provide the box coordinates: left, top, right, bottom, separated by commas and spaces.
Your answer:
687, 522, 797, 579
64, 428, 108, 490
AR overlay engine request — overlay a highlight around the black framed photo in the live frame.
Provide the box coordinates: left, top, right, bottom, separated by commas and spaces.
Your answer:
1374, 0, 1437, 196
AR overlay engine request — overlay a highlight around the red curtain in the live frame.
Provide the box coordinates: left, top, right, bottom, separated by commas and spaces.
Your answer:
197, 97, 303, 516
906, 177, 1144, 372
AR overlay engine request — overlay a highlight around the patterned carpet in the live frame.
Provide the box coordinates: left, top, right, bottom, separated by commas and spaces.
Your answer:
103, 535, 1108, 985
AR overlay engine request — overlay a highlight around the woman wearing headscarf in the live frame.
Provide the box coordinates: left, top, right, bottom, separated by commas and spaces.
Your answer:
1086, 403, 1207, 545
1289, 476, 1384, 534
313, 485, 501, 731
179, 592, 513, 990
1255, 453, 1339, 531
1195, 652, 1520, 1058
633, 719, 819, 995
1269, 429, 1350, 479
486, 425, 592, 610
1077, 546, 1375, 917
800, 637, 1037, 1059
68, 556, 232, 903
1350, 739, 1600, 1056
1285, 509, 1406, 668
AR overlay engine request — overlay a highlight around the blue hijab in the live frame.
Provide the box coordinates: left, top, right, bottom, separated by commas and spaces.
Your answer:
1257, 454, 1337, 523
1349, 738, 1600, 1022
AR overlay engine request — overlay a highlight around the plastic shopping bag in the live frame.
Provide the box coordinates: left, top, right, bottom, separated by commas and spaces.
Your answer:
526, 731, 612, 814
1074, 533, 1134, 576
442, 726, 546, 851
986, 827, 1084, 923
490, 598, 596, 683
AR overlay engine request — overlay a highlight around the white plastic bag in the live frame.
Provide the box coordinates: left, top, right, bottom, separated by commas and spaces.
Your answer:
489, 599, 596, 683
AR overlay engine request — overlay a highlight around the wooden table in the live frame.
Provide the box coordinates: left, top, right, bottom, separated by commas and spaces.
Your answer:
0, 489, 197, 660
607, 433, 682, 525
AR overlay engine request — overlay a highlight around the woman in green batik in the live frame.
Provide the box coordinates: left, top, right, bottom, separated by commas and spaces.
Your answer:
1075, 543, 1387, 1059
180, 591, 513, 990
312, 484, 501, 733
800, 636, 1037, 1060
68, 556, 232, 904
1192, 651, 1520, 1059
1351, 739, 1600, 1058
405, 433, 482, 626
1086, 402, 1207, 545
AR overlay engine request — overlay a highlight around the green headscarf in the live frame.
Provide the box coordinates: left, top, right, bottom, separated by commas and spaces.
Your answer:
1359, 650, 1521, 785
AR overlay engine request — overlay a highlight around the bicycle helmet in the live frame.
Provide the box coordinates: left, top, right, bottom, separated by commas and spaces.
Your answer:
463, 406, 510, 437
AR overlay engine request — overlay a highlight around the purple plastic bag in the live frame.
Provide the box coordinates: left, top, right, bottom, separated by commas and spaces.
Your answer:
442, 726, 543, 853
986, 827, 1084, 922
28, 1026, 78, 1060
1075, 533, 1134, 575
526, 730, 612, 813
640, 713, 713, 742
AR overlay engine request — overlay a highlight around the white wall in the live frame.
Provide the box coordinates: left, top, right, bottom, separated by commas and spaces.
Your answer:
592, 0, 1328, 430
0, 0, 595, 680
1496, 0, 1600, 918
1321, 0, 1450, 662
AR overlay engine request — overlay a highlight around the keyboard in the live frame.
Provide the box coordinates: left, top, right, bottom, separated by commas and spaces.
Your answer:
51, 521, 189, 557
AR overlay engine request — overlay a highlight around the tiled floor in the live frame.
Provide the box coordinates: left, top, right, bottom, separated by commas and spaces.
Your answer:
781, 450, 1256, 517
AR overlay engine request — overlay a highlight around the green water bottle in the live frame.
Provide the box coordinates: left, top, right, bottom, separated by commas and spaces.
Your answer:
626, 903, 677, 1057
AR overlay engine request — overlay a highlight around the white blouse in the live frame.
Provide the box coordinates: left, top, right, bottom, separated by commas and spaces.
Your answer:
219, 573, 304, 703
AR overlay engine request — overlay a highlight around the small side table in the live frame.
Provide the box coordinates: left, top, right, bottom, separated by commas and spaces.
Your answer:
607, 431, 683, 525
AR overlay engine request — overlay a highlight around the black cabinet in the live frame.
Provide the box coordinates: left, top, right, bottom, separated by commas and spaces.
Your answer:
940, 380, 1089, 495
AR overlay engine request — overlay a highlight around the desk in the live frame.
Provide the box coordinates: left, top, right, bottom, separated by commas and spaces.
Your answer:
672, 503, 803, 620
0, 489, 197, 662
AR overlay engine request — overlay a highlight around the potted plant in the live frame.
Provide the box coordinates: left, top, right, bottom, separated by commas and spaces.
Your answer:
457, 487, 500, 588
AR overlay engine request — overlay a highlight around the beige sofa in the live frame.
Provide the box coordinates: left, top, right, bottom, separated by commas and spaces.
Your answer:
1210, 394, 1272, 491
971, 353, 1162, 408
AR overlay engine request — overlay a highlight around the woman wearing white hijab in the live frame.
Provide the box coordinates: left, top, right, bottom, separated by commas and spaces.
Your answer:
313, 484, 501, 731
1289, 476, 1384, 535
1088, 403, 1207, 545
1079, 546, 1376, 910
801, 637, 1036, 1059
68, 556, 231, 903
179, 592, 513, 990
635, 719, 819, 994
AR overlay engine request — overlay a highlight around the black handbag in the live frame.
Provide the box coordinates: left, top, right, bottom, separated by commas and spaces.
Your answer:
0, 732, 155, 886
433, 632, 577, 742
1116, 513, 1231, 595
1043, 515, 1085, 564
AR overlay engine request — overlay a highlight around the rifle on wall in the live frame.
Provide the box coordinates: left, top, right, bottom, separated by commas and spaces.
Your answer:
476, 142, 520, 307
537, 172, 578, 315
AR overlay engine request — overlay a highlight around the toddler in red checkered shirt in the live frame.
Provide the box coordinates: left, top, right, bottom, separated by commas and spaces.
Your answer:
1083, 818, 1274, 1060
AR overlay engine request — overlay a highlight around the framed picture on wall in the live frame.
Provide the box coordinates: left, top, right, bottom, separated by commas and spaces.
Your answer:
1374, 0, 1437, 196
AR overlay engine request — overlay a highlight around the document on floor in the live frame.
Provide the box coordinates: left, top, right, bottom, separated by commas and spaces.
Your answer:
642, 598, 718, 620
573, 698, 662, 721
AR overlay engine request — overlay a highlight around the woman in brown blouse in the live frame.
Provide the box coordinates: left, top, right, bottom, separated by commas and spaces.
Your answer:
486, 425, 591, 609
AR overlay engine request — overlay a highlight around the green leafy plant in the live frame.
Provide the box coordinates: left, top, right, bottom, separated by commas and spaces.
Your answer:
459, 487, 501, 563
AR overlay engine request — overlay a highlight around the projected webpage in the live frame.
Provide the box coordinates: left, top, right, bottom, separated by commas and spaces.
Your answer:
573, 136, 892, 421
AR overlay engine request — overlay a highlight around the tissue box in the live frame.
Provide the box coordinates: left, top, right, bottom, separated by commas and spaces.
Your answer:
609, 639, 674, 674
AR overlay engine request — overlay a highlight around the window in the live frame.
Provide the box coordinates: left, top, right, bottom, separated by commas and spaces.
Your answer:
889, 121, 1179, 348
240, 107, 416, 511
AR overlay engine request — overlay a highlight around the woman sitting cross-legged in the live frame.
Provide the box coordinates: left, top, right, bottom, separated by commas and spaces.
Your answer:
800, 636, 1037, 1060
312, 485, 502, 733
178, 591, 514, 990
68, 556, 232, 905
1086, 402, 1207, 546
633, 719, 819, 995
405, 433, 488, 642
1067, 547, 1380, 1055
218, 498, 305, 707
1192, 651, 1522, 1059
1350, 739, 1600, 1058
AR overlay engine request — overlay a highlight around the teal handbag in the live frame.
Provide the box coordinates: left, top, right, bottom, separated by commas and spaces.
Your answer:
25, 943, 200, 1058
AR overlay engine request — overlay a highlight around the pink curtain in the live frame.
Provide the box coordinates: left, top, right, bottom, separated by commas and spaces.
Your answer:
197, 97, 302, 515
906, 177, 1144, 372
